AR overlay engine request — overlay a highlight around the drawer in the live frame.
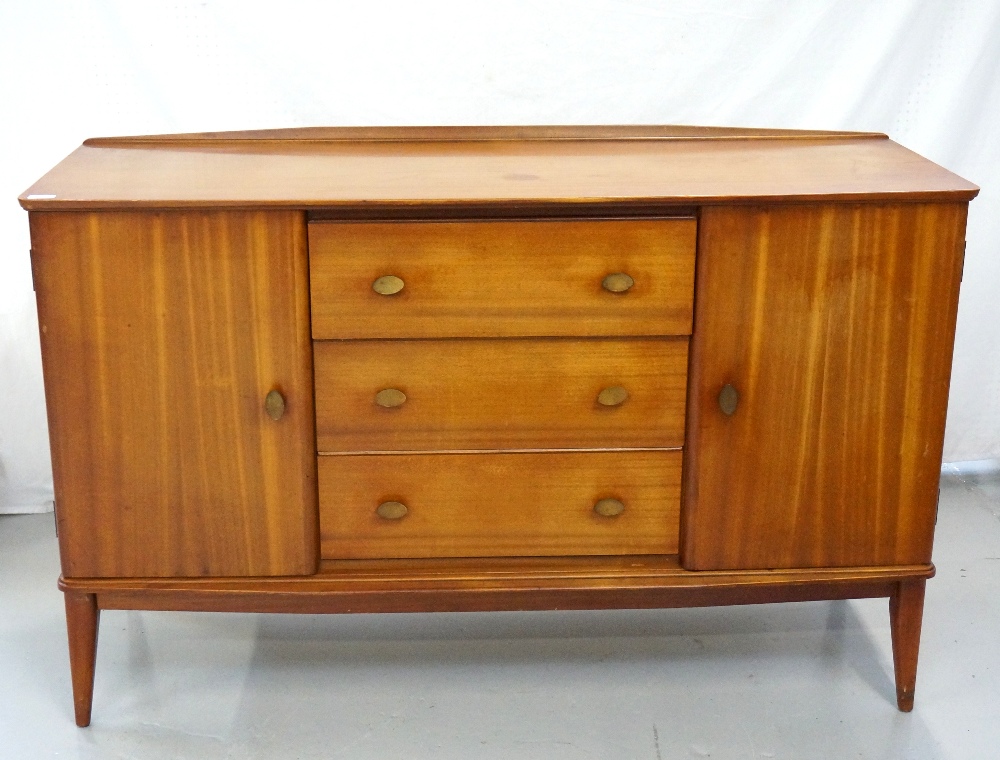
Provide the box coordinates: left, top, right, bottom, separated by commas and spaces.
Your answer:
308, 218, 696, 339
314, 337, 688, 452
318, 450, 682, 559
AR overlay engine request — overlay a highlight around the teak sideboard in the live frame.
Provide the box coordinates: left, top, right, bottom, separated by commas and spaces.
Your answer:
20, 126, 978, 726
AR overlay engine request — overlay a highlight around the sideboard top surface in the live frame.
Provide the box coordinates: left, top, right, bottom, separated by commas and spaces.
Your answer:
20, 125, 978, 210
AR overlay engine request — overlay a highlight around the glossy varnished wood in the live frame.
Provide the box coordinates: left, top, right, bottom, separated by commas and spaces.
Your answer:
84, 124, 889, 143
20, 129, 977, 211
57, 559, 932, 720
30, 211, 318, 578
682, 203, 968, 570
318, 451, 682, 559
86, 578, 920, 615
64, 591, 99, 727
24, 126, 977, 720
308, 219, 696, 339
314, 337, 688, 452
890, 579, 927, 712
58, 557, 935, 614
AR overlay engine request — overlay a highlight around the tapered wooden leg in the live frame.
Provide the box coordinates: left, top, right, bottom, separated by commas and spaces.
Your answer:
889, 578, 926, 712
64, 590, 100, 727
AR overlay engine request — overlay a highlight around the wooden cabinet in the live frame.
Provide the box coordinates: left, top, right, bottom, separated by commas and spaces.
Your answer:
20, 125, 977, 726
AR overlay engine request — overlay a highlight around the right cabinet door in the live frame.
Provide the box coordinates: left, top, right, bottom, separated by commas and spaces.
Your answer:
682, 203, 968, 570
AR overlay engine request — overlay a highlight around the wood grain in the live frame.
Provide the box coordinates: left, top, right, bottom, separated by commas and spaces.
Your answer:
308, 219, 696, 339
83, 124, 889, 144
23, 126, 977, 721
31, 211, 318, 578
60, 555, 935, 590
86, 578, 920, 617
314, 337, 688, 452
682, 203, 968, 570
64, 591, 99, 727
58, 557, 935, 615
20, 132, 977, 211
890, 579, 927, 712
318, 451, 682, 559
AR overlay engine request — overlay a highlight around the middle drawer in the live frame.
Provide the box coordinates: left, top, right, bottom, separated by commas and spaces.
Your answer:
314, 337, 688, 452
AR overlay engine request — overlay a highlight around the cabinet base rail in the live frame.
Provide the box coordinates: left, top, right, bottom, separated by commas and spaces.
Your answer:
61, 556, 932, 726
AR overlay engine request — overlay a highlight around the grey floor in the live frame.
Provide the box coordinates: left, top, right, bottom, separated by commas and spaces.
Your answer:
2, 464, 999, 760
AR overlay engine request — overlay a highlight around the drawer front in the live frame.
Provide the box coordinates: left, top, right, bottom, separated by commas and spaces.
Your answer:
309, 218, 696, 339
319, 451, 682, 559
314, 337, 688, 452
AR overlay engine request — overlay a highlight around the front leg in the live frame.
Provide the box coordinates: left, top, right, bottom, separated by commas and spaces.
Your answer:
889, 578, 926, 712
64, 590, 100, 727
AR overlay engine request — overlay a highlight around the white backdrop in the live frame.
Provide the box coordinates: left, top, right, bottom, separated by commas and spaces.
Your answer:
1, 0, 998, 513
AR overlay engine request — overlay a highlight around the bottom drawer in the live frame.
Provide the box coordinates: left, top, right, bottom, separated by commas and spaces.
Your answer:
318, 451, 681, 559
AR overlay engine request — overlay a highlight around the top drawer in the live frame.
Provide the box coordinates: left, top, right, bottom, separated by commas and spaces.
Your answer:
308, 218, 696, 339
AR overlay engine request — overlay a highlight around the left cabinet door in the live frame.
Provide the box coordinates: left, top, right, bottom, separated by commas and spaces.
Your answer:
31, 211, 318, 578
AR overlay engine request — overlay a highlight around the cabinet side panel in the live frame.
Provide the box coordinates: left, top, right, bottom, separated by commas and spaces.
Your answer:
31, 210, 317, 578
682, 203, 967, 570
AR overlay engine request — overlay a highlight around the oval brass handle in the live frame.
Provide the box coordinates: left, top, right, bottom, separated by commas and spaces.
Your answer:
375, 388, 407, 408
719, 383, 739, 416
602, 272, 634, 293
594, 498, 625, 517
372, 275, 405, 296
264, 389, 286, 421
376, 501, 408, 520
597, 386, 629, 407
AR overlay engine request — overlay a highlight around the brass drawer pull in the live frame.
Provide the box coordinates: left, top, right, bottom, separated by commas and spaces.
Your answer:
594, 498, 625, 517
376, 501, 408, 520
597, 385, 629, 407
372, 275, 405, 295
264, 389, 286, 421
375, 388, 407, 408
719, 383, 739, 416
602, 272, 634, 293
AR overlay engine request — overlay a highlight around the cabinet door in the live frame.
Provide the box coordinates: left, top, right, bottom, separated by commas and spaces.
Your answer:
682, 203, 967, 570
31, 211, 317, 578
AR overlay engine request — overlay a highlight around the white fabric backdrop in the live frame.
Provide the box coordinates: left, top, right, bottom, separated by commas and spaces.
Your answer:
1, 0, 998, 513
